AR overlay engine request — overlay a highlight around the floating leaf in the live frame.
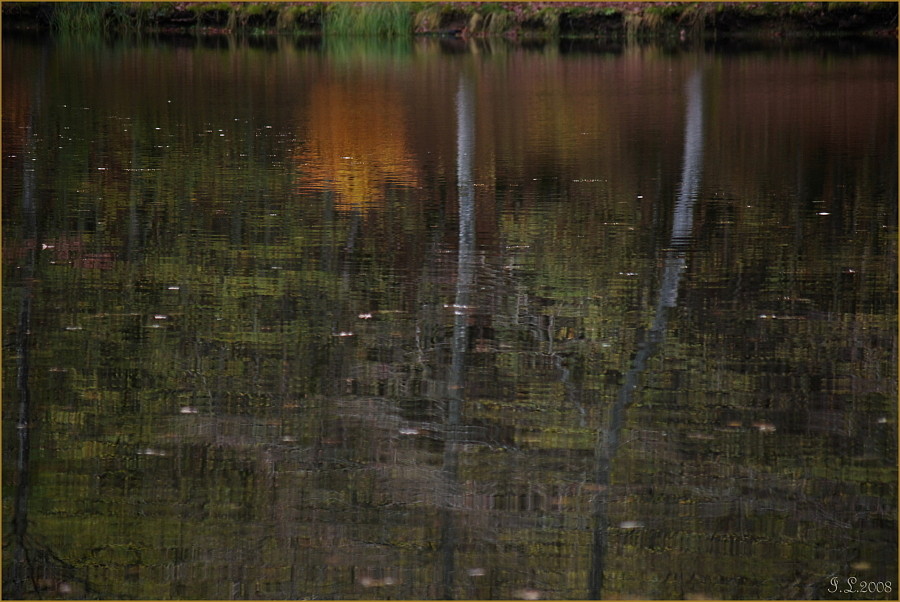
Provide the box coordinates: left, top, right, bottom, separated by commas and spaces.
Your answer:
752, 421, 777, 433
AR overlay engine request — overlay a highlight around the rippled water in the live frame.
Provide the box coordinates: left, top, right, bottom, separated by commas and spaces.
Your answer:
3, 34, 897, 600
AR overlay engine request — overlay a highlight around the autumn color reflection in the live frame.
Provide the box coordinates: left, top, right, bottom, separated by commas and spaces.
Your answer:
296, 76, 419, 212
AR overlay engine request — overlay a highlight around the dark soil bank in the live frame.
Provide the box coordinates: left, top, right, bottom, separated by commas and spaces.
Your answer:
2, 2, 897, 40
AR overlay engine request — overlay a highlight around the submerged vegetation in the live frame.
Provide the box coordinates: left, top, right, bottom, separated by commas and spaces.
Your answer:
3, 1, 897, 39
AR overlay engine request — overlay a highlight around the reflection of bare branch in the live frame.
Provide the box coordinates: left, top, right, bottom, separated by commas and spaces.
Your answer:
7, 46, 99, 601
590, 66, 705, 599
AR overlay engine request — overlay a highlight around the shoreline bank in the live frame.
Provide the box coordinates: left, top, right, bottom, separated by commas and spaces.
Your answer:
3, 2, 898, 41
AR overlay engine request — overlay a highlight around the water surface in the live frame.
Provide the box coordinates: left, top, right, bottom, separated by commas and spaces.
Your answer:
3, 34, 897, 600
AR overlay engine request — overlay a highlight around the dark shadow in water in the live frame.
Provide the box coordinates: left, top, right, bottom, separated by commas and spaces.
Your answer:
4, 44, 95, 601
5, 42, 47, 601
588, 66, 705, 599
7, 58, 40, 602
4, 44, 100, 602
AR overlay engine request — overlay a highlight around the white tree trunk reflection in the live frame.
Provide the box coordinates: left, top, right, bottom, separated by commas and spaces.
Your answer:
450, 72, 476, 421
441, 72, 477, 599
590, 67, 704, 599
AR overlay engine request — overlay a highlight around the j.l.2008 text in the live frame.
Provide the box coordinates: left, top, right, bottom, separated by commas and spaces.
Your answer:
828, 577, 891, 594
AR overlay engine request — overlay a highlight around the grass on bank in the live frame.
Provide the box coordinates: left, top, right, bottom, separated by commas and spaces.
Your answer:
48, 2, 123, 34
23, 1, 900, 39
322, 2, 414, 37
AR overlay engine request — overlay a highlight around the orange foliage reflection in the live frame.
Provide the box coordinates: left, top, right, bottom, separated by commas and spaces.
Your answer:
297, 78, 419, 212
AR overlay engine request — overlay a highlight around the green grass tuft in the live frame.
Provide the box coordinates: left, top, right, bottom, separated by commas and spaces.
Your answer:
323, 2, 413, 37
49, 2, 109, 34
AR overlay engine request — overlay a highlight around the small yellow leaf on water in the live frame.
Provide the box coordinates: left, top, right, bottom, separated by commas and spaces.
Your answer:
752, 421, 777, 433
851, 561, 872, 571
359, 576, 398, 587
138, 448, 167, 457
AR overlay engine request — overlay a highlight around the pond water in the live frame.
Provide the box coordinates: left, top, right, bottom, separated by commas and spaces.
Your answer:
2, 33, 897, 600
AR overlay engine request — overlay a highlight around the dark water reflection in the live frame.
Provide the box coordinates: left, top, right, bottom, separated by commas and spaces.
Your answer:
3, 34, 897, 600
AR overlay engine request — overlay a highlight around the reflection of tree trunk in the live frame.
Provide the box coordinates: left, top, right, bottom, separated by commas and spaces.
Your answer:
670, 70, 704, 250
450, 72, 476, 411
441, 72, 476, 600
128, 132, 142, 264
589, 67, 704, 599
11, 145, 37, 602
9, 47, 46, 601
